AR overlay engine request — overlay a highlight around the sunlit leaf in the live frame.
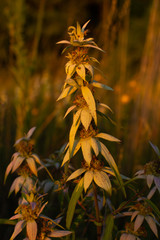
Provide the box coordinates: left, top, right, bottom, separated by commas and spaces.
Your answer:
67, 168, 86, 181
66, 63, 76, 78
32, 154, 41, 164
26, 158, 37, 176
65, 78, 78, 87
76, 64, 86, 80
48, 230, 72, 237
96, 133, 120, 142
145, 216, 158, 237
56, 40, 71, 45
80, 108, 92, 130
90, 138, 99, 156
57, 86, 77, 101
93, 170, 112, 194
26, 127, 36, 139
11, 156, 25, 173
10, 214, 22, 220
64, 105, 76, 118
81, 139, 92, 165
82, 20, 90, 32
100, 142, 126, 196
81, 86, 97, 124
98, 103, 113, 113
9, 176, 25, 195
61, 140, 81, 166
134, 215, 144, 231
66, 178, 84, 229
69, 110, 81, 156
84, 63, 94, 78
26, 220, 37, 240
84, 170, 94, 192
84, 44, 105, 52
10, 220, 25, 240
92, 80, 113, 91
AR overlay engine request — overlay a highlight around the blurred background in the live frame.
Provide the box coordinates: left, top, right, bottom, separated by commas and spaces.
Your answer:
0, 0, 160, 238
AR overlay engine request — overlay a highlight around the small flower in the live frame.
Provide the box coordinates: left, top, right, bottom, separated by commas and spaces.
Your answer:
5, 127, 41, 183
9, 191, 71, 240
57, 20, 104, 51
120, 222, 147, 240
135, 143, 160, 198
62, 125, 120, 167
123, 200, 159, 238
67, 156, 114, 194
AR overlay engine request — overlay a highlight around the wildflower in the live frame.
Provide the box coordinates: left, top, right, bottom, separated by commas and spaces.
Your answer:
123, 200, 158, 238
4, 127, 41, 183
120, 222, 147, 240
67, 156, 114, 194
57, 20, 104, 51
9, 191, 71, 240
135, 142, 160, 198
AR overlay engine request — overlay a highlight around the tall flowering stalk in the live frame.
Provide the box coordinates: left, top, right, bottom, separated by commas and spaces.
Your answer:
57, 20, 125, 239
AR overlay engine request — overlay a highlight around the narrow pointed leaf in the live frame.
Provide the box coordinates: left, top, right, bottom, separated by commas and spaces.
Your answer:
134, 215, 144, 231
84, 44, 105, 52
32, 154, 41, 164
82, 20, 90, 32
10, 214, 22, 220
80, 108, 92, 130
66, 63, 76, 78
26, 127, 36, 139
10, 220, 25, 240
84, 170, 94, 192
26, 220, 37, 240
57, 86, 77, 101
66, 178, 84, 229
69, 110, 81, 156
98, 103, 113, 113
90, 138, 99, 156
100, 142, 126, 196
94, 170, 112, 194
145, 216, 158, 237
48, 230, 72, 237
96, 133, 120, 142
92, 80, 113, 91
56, 40, 71, 45
146, 175, 154, 188
26, 158, 37, 176
9, 176, 25, 195
84, 63, 94, 78
67, 168, 86, 181
76, 64, 86, 80
81, 139, 92, 165
81, 86, 97, 124
12, 156, 25, 173
64, 105, 76, 118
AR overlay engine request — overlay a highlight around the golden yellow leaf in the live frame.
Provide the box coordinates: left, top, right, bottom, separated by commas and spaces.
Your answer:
84, 170, 94, 192
93, 170, 112, 194
80, 108, 92, 130
81, 86, 97, 125
81, 139, 92, 165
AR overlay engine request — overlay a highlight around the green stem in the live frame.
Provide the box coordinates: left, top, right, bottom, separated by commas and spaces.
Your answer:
92, 183, 101, 240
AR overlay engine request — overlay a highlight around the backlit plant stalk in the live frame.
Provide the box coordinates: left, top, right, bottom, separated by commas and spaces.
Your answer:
57, 20, 125, 239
